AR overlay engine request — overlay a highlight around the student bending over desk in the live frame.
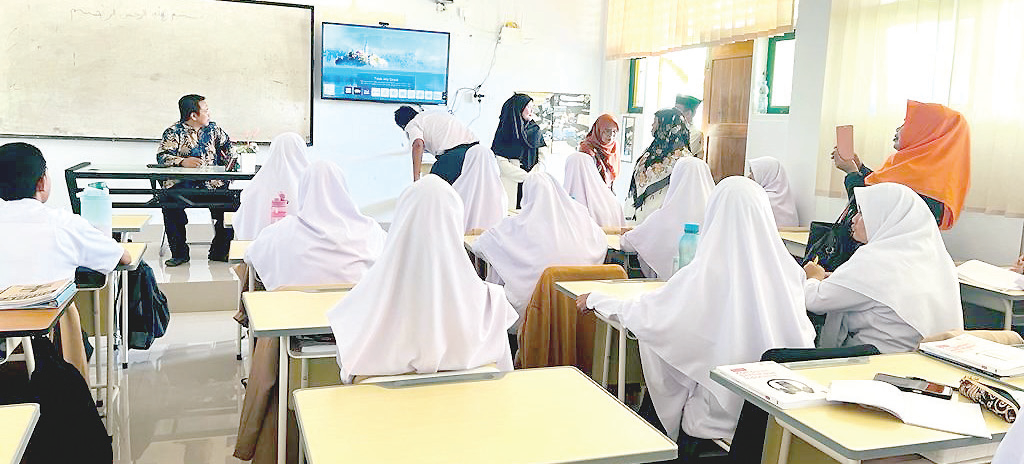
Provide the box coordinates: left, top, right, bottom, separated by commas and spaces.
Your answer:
473, 171, 607, 332
577, 177, 815, 443
803, 182, 963, 353
0, 142, 131, 381
621, 157, 713, 279
232, 132, 310, 241
327, 175, 518, 383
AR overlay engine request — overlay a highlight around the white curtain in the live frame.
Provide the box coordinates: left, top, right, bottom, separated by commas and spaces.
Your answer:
818, 0, 1024, 217
606, 0, 795, 59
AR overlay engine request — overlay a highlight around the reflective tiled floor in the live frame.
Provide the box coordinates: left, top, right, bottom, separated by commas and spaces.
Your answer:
108, 310, 248, 464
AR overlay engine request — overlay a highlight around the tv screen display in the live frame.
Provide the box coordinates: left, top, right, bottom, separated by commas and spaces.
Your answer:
321, 23, 450, 105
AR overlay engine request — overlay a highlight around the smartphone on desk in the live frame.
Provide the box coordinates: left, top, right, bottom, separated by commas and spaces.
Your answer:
874, 373, 954, 400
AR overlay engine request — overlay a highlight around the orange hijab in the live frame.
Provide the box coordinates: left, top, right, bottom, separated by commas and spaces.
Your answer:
579, 114, 619, 185
866, 101, 970, 230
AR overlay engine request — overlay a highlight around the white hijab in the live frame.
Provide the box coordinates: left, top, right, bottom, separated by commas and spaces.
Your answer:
245, 160, 385, 291
452, 145, 507, 232
748, 156, 799, 227
590, 177, 815, 440
233, 132, 310, 240
819, 183, 962, 347
623, 157, 714, 278
562, 152, 625, 227
473, 171, 607, 315
993, 417, 1024, 464
327, 175, 518, 383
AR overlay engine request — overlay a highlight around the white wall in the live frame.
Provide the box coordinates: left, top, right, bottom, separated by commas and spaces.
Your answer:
1, 0, 607, 224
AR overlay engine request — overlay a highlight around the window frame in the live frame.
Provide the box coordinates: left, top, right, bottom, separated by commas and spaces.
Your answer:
766, 31, 796, 115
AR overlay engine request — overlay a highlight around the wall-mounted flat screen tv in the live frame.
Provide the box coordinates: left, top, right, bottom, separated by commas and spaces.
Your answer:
321, 23, 450, 105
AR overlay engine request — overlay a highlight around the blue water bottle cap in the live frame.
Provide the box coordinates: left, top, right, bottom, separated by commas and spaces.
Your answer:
684, 223, 699, 234
88, 181, 107, 189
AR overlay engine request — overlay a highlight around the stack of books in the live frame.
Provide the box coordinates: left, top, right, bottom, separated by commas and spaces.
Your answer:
0, 278, 77, 310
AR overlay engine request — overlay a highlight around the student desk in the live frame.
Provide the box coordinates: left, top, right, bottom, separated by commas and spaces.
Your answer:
115, 243, 146, 371
224, 211, 234, 229
779, 227, 809, 259
711, 352, 1013, 464
243, 289, 350, 464
292, 366, 677, 464
111, 214, 151, 242
958, 279, 1024, 330
556, 279, 666, 402
0, 403, 39, 464
228, 240, 252, 264
0, 290, 75, 380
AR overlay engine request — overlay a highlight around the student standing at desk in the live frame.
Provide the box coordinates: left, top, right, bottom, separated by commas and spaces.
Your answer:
578, 177, 815, 448
0, 142, 130, 381
328, 175, 518, 381
803, 183, 963, 353
156, 93, 237, 266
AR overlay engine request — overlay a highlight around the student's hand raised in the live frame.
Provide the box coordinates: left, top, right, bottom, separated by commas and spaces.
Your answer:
830, 147, 861, 174
803, 261, 827, 280
575, 293, 592, 313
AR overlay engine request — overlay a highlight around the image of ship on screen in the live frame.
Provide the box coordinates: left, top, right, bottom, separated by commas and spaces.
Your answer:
321, 23, 450, 105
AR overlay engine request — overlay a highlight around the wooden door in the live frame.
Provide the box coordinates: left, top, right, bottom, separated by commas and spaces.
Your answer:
703, 41, 753, 182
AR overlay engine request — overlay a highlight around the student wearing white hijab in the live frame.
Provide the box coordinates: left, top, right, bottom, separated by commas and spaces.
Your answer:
621, 157, 714, 278
562, 152, 625, 228
803, 182, 963, 353
327, 175, 518, 383
232, 132, 310, 240
473, 171, 607, 321
451, 144, 507, 233
992, 417, 1024, 464
245, 160, 385, 291
747, 156, 799, 227
578, 177, 816, 441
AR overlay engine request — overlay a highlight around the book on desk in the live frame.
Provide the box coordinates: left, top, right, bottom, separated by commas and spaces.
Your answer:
919, 333, 1024, 377
0, 279, 76, 310
713, 361, 829, 409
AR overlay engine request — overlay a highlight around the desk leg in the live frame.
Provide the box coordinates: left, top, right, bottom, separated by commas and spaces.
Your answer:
601, 322, 612, 389
93, 290, 103, 408
298, 357, 308, 464
22, 336, 34, 377
278, 335, 287, 464
106, 274, 116, 430
778, 426, 792, 464
120, 268, 129, 369
617, 327, 626, 403
1003, 299, 1014, 330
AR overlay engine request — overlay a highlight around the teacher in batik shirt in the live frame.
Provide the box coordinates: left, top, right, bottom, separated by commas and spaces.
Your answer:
156, 94, 236, 266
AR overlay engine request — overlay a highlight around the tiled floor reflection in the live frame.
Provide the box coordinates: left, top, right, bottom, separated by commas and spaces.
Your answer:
111, 310, 248, 464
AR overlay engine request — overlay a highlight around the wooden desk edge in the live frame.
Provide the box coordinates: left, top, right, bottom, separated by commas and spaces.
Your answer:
2, 403, 39, 463
117, 242, 147, 271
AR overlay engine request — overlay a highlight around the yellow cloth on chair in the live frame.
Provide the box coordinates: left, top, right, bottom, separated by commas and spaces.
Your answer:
516, 265, 627, 373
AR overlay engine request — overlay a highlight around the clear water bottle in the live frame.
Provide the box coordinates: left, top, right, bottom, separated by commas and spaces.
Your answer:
79, 181, 112, 237
757, 72, 770, 114
269, 192, 289, 223
676, 223, 700, 272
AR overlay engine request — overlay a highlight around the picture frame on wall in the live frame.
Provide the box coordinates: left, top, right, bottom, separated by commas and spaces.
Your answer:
620, 115, 637, 163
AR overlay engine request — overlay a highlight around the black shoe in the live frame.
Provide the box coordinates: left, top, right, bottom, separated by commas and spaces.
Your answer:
165, 257, 190, 267
208, 254, 229, 262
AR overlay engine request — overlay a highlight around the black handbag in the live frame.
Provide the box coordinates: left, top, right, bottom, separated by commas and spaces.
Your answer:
802, 200, 860, 271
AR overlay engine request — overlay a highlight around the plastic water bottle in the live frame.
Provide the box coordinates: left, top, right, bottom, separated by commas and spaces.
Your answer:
676, 223, 700, 273
757, 72, 770, 114
79, 182, 112, 237
269, 192, 289, 223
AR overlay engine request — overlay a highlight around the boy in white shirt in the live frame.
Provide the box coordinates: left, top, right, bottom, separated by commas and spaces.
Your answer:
394, 105, 479, 184
0, 142, 130, 381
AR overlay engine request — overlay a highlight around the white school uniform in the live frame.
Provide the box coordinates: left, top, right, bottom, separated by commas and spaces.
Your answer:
473, 171, 607, 322
620, 157, 714, 278
245, 160, 385, 291
404, 111, 478, 155
327, 175, 518, 383
562, 152, 625, 228
993, 417, 1024, 464
587, 177, 815, 440
0, 198, 124, 287
806, 183, 962, 353
232, 132, 310, 240
452, 145, 507, 233
748, 156, 799, 227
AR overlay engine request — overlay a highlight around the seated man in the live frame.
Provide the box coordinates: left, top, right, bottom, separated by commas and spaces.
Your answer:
0, 142, 131, 379
156, 94, 237, 266
394, 105, 479, 184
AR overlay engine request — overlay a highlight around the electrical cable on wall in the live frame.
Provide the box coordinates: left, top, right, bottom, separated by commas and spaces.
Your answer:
449, 26, 502, 121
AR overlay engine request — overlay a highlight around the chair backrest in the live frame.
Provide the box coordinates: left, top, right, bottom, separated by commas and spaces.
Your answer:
516, 265, 627, 371
728, 344, 881, 464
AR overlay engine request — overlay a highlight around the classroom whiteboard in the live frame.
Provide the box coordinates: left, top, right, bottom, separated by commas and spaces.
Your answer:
0, 0, 313, 143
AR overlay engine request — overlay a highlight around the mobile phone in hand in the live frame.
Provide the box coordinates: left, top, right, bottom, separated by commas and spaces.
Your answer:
836, 125, 855, 161
874, 373, 954, 400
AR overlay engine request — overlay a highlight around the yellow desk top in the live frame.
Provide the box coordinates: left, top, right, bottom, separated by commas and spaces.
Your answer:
0, 403, 38, 464
556, 279, 666, 300
111, 214, 151, 233
243, 289, 349, 338
229, 240, 252, 264
224, 211, 234, 228
716, 352, 1011, 460
779, 230, 809, 247
958, 277, 1024, 298
118, 242, 147, 271
464, 234, 622, 251
293, 366, 676, 464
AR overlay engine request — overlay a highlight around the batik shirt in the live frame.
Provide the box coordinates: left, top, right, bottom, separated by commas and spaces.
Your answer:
156, 121, 236, 189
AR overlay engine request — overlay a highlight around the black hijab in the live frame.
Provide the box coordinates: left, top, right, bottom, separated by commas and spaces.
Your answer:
492, 93, 546, 171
